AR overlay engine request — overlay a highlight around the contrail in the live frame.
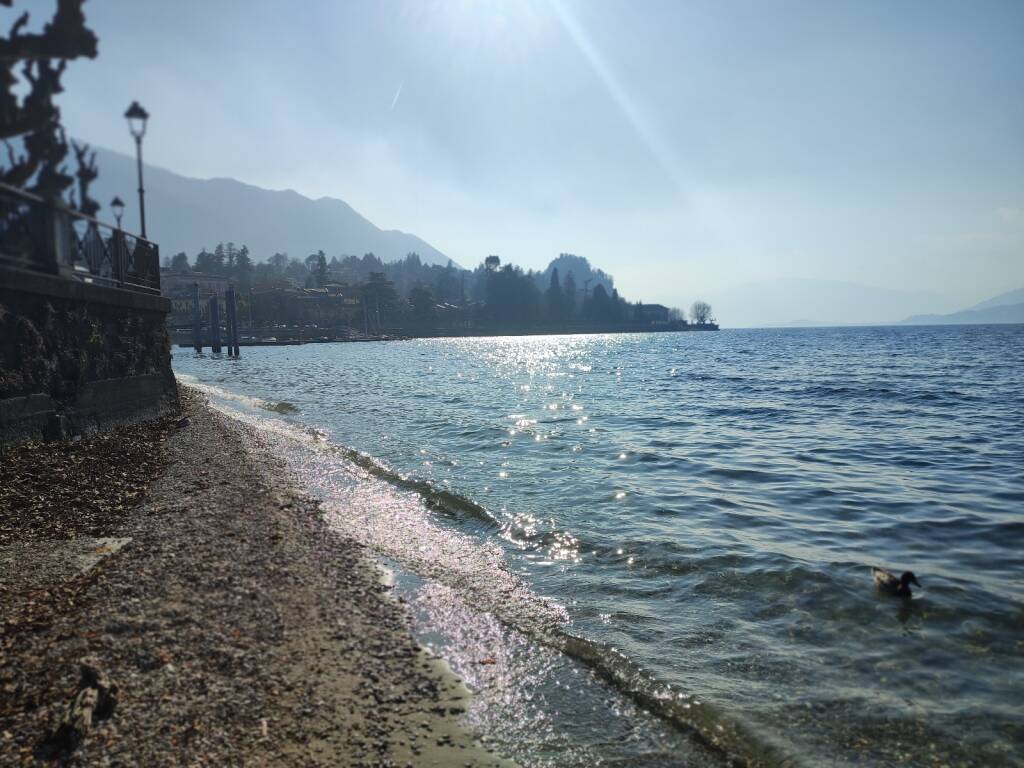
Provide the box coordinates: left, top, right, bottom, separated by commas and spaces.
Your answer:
390, 80, 404, 110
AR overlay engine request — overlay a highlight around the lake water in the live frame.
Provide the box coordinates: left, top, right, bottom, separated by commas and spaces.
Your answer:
174, 325, 1024, 767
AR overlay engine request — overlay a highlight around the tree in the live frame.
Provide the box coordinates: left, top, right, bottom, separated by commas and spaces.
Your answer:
170, 251, 190, 271
409, 283, 436, 324
210, 243, 227, 274
690, 301, 714, 325
316, 251, 328, 286
545, 268, 563, 324
194, 248, 217, 273
485, 264, 541, 328
434, 261, 459, 303
610, 288, 625, 322
235, 245, 253, 284
305, 250, 328, 287
285, 257, 309, 285
269, 252, 289, 273
588, 283, 613, 323
222, 242, 241, 276
1, 0, 98, 198
485, 255, 501, 271
563, 272, 577, 319
361, 272, 399, 332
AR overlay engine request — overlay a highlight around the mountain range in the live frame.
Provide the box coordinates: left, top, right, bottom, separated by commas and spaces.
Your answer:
82, 147, 1019, 328
86, 147, 451, 266
705, 279, 1023, 328
706, 278, 958, 328
899, 287, 1024, 326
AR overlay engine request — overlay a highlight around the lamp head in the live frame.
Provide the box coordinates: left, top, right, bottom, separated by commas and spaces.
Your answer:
110, 196, 125, 225
124, 101, 149, 139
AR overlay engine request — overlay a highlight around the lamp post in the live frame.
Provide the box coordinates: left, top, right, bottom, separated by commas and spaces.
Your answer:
124, 101, 149, 238
109, 195, 126, 285
110, 196, 125, 229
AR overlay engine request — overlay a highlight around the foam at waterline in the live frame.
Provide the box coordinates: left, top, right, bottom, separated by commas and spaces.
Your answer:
178, 375, 300, 416
199, 391, 789, 768
198, 392, 570, 637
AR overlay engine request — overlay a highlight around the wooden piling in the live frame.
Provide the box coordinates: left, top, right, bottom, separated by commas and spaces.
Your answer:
209, 295, 222, 353
225, 286, 241, 357
192, 282, 202, 353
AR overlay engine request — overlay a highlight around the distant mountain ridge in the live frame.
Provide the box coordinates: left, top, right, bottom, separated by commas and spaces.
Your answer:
87, 147, 451, 266
966, 287, 1024, 312
900, 287, 1024, 325
706, 278, 956, 328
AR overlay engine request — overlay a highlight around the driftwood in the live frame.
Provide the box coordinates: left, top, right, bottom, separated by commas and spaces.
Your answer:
36, 658, 118, 759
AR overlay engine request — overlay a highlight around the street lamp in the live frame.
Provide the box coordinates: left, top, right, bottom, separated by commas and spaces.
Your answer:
124, 101, 149, 238
110, 196, 125, 229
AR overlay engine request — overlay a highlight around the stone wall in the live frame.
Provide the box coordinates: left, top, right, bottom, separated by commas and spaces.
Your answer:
0, 266, 179, 444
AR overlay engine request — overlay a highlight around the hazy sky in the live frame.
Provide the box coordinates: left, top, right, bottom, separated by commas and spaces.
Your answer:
50, 0, 1024, 310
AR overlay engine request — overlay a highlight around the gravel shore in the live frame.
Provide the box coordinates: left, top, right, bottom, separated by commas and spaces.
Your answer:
1, 388, 513, 767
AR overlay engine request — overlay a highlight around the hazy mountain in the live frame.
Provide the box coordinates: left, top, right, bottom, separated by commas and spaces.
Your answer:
87, 147, 451, 266
899, 303, 1024, 326
900, 287, 1024, 325
966, 287, 1024, 312
708, 278, 955, 328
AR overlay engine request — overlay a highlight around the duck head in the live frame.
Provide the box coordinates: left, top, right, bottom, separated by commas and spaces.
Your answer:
901, 571, 921, 589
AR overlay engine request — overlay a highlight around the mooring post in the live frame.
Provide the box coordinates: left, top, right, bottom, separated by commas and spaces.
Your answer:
231, 289, 241, 356
192, 282, 202, 353
209, 295, 222, 354
224, 287, 234, 357
225, 286, 240, 357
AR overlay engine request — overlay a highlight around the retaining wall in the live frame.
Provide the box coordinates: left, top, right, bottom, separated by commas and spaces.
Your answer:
0, 266, 179, 444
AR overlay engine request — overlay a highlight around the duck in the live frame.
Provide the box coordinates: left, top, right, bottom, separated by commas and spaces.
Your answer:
872, 567, 921, 598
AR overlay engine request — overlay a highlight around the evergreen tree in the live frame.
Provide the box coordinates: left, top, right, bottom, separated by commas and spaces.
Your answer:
589, 284, 612, 323
235, 245, 253, 284
304, 250, 328, 287
317, 251, 328, 286
546, 268, 563, 324
361, 272, 400, 331
409, 283, 435, 323
563, 271, 577, 319
194, 247, 217, 273
212, 243, 227, 274
170, 251, 190, 271
434, 260, 459, 302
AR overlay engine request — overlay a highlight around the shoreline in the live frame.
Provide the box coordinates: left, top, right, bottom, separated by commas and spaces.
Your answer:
171, 323, 720, 349
0, 387, 513, 766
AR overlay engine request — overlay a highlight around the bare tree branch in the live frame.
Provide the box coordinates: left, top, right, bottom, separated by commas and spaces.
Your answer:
0, 0, 97, 64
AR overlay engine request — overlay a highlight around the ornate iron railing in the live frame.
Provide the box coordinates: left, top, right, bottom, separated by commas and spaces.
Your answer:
0, 182, 160, 294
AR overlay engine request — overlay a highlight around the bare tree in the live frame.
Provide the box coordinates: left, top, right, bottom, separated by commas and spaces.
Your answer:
690, 300, 714, 325
71, 139, 98, 215
1, 0, 98, 199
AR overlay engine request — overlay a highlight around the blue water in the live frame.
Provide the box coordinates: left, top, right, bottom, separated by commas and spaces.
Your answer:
174, 326, 1024, 767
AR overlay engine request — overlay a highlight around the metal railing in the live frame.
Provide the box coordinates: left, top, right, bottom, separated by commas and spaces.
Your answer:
0, 182, 160, 294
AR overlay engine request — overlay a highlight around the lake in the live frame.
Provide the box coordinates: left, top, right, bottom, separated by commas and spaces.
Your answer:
174, 325, 1024, 767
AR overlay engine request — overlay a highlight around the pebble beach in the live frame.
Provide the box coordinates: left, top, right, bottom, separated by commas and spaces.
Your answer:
0, 387, 512, 767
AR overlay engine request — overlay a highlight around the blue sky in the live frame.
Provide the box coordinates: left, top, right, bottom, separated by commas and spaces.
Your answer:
47, 0, 1024, 313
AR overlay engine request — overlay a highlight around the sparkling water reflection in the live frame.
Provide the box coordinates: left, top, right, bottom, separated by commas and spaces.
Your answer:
175, 326, 1024, 767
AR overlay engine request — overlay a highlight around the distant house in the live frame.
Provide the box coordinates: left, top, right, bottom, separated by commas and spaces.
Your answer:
249, 285, 359, 328
160, 270, 233, 329
636, 303, 672, 325
161, 269, 230, 299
